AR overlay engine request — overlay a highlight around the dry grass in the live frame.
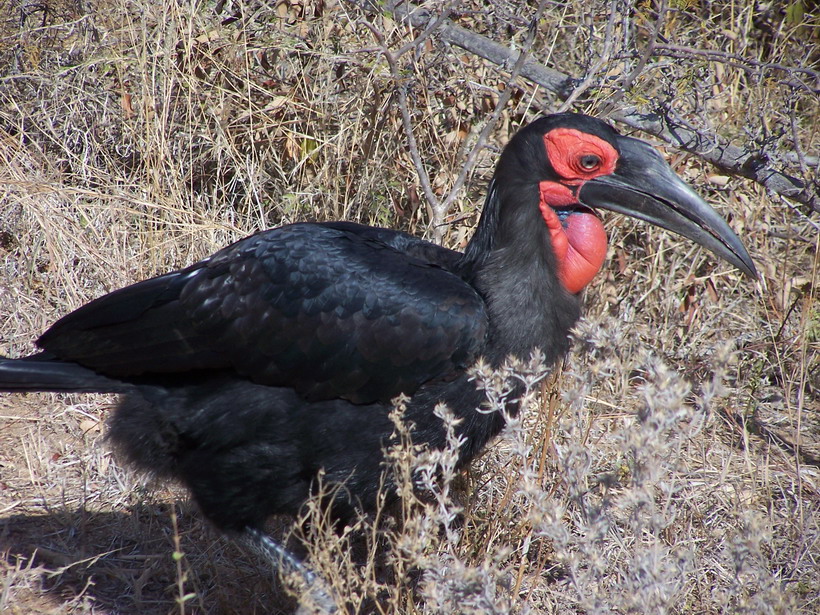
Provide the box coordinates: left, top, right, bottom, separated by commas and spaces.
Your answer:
1, 1, 818, 613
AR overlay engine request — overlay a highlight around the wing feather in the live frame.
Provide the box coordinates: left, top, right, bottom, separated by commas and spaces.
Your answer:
38, 223, 487, 403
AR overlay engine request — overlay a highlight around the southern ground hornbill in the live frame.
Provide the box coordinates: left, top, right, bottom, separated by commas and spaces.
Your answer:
0, 113, 755, 601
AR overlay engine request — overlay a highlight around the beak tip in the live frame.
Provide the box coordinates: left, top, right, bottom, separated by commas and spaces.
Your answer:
733, 248, 758, 281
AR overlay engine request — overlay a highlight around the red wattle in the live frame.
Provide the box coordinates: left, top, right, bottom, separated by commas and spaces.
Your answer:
561, 212, 607, 293
539, 181, 608, 293
539, 197, 569, 263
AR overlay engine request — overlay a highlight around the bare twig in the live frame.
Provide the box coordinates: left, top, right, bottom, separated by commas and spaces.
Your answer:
381, 0, 573, 94
362, 1, 551, 239
651, 44, 820, 95
601, 0, 668, 114
358, 0, 818, 216
434, 1, 551, 233
788, 97, 814, 178
394, 0, 458, 59
558, 0, 620, 113
359, 18, 441, 220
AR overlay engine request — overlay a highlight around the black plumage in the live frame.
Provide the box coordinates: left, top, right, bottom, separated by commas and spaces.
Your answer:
0, 113, 756, 542
37, 222, 487, 404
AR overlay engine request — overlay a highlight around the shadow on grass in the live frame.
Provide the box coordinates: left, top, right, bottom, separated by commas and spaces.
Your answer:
0, 505, 297, 614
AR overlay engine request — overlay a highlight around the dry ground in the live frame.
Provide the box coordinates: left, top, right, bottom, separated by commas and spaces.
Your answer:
0, 1, 818, 613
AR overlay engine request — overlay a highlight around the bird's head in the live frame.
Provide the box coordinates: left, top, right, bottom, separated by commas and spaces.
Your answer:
481, 113, 757, 293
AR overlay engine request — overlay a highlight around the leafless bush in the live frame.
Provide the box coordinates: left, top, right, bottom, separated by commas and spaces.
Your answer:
1, 1, 817, 613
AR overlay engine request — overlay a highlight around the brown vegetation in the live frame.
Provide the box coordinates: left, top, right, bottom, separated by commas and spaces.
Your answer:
1, 1, 817, 613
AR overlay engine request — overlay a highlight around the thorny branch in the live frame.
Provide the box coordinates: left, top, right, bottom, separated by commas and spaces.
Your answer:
351, 0, 818, 217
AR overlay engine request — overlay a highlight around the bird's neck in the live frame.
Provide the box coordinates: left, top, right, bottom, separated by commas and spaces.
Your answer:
458, 179, 582, 368
411, 180, 583, 463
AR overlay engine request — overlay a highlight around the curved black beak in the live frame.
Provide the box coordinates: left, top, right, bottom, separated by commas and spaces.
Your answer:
578, 136, 757, 279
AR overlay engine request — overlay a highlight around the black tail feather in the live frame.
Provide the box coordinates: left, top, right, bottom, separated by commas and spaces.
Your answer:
0, 355, 129, 393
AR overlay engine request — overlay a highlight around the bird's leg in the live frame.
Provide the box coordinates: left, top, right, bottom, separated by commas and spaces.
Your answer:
241, 527, 339, 614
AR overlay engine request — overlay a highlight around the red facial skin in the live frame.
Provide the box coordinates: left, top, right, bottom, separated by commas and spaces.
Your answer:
539, 128, 619, 294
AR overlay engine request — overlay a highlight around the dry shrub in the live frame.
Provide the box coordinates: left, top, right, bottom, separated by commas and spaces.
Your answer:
1, 1, 817, 613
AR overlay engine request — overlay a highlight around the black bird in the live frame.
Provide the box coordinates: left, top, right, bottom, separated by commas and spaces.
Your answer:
0, 113, 755, 595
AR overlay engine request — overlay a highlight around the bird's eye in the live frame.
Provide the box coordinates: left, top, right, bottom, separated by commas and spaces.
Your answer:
579, 154, 601, 170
